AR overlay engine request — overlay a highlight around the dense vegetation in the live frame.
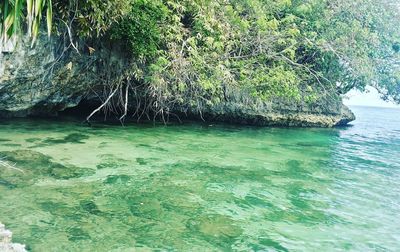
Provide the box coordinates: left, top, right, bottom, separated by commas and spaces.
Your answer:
1, 0, 400, 119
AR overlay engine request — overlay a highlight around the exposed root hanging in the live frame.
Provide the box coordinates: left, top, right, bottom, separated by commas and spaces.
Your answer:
119, 81, 130, 122
86, 85, 120, 123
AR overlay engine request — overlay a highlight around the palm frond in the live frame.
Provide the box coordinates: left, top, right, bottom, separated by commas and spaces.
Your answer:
0, 0, 52, 47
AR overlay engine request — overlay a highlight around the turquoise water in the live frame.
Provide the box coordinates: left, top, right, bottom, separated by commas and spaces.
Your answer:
0, 106, 399, 251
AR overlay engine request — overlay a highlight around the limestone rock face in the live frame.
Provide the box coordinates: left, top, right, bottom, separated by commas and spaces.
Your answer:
0, 223, 27, 252
0, 35, 121, 118
0, 37, 81, 117
0, 35, 355, 127
198, 96, 355, 127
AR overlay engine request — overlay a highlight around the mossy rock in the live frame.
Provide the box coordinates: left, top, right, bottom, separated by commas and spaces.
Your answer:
0, 178, 17, 189
79, 200, 102, 215
127, 195, 164, 220
96, 154, 129, 169
37, 133, 90, 146
0, 150, 95, 181
104, 175, 131, 185
186, 214, 243, 249
67, 227, 91, 241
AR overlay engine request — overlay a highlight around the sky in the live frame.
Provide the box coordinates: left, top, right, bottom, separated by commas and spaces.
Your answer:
343, 86, 400, 108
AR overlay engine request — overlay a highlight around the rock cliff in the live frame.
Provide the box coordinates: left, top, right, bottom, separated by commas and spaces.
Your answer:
0, 35, 355, 127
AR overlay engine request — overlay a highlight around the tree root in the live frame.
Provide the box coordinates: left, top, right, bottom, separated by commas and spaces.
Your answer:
86, 86, 120, 123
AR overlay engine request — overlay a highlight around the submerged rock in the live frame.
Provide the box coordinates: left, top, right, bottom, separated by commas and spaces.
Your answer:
0, 35, 355, 127
186, 214, 243, 249
0, 223, 27, 252
0, 150, 95, 181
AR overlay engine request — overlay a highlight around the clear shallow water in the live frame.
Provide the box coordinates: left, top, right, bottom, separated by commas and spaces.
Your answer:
0, 106, 399, 251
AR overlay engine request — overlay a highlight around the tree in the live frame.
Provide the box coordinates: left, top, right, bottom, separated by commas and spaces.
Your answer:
306, 0, 400, 103
1, 0, 400, 114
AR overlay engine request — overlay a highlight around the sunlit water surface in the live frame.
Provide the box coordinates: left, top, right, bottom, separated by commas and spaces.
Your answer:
0, 106, 399, 251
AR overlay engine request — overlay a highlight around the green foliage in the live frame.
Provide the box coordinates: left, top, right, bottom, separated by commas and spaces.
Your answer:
296, 0, 400, 102
110, 0, 168, 59
52, 0, 131, 37
0, 0, 52, 45
250, 65, 301, 100
2, 0, 400, 112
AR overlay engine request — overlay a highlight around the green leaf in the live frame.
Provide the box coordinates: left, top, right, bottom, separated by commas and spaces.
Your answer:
46, 0, 52, 36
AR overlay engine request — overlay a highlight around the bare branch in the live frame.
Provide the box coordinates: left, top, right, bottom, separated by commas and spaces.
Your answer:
86, 86, 120, 123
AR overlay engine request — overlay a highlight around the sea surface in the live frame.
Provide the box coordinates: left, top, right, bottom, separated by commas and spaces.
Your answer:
0, 106, 399, 251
